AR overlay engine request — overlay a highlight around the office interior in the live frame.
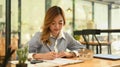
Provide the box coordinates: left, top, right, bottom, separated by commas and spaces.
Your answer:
0, 0, 120, 60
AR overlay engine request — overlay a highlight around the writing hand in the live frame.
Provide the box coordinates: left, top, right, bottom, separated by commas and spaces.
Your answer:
33, 51, 57, 60
56, 51, 76, 58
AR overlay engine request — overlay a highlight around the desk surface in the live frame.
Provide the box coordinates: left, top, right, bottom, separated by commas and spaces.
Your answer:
9, 58, 120, 67
63, 58, 120, 67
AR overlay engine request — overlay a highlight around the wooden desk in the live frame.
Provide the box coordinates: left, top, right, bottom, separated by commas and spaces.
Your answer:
63, 58, 120, 67
8, 58, 120, 67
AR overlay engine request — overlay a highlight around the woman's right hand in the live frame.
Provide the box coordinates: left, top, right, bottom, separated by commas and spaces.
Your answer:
33, 51, 57, 60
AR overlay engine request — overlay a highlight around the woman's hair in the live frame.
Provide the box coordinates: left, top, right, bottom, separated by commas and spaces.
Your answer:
41, 6, 66, 45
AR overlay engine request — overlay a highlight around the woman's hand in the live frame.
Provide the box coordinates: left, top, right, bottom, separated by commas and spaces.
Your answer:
33, 51, 57, 60
33, 51, 76, 60
56, 51, 76, 58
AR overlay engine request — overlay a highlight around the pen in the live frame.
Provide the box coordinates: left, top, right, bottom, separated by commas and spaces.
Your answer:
46, 44, 58, 58
46, 44, 52, 52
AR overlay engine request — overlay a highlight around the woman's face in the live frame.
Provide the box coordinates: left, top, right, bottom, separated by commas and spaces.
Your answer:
49, 14, 64, 37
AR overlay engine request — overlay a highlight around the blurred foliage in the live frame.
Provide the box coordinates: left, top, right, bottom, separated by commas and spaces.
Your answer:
17, 45, 28, 64
73, 35, 80, 40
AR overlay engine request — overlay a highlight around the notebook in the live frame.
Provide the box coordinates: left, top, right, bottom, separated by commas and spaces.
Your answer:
44, 58, 84, 65
94, 54, 120, 60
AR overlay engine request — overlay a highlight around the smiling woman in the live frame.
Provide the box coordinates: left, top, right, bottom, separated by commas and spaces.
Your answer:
28, 6, 85, 60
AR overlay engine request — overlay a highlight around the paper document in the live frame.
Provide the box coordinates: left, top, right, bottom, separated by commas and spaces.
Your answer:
44, 58, 83, 65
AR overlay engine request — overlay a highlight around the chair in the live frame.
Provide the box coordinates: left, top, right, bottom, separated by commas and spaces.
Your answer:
74, 29, 111, 54
0, 37, 5, 65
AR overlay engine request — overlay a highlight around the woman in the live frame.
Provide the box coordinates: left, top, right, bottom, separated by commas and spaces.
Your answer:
28, 6, 85, 60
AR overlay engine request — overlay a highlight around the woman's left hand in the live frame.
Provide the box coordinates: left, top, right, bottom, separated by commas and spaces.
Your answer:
56, 51, 76, 58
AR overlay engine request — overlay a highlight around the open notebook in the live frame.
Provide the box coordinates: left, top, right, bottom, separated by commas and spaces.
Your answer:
94, 54, 120, 60
44, 58, 83, 65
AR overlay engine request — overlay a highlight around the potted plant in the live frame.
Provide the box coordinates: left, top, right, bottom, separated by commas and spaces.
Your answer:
16, 45, 28, 67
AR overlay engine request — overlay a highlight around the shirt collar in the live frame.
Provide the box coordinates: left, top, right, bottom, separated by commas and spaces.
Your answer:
50, 31, 65, 39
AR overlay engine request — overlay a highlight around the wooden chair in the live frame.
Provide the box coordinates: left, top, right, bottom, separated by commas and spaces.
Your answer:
10, 37, 18, 60
0, 37, 5, 64
0, 36, 18, 61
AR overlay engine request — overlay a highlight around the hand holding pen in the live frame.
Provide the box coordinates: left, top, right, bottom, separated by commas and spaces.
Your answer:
33, 51, 57, 60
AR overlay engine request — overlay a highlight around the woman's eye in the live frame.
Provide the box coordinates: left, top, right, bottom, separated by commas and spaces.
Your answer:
51, 22, 55, 25
59, 22, 63, 25
59, 21, 64, 25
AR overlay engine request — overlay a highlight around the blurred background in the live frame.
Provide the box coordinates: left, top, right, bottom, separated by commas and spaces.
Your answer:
0, 0, 120, 60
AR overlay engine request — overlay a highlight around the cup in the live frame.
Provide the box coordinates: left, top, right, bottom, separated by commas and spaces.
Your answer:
78, 48, 94, 60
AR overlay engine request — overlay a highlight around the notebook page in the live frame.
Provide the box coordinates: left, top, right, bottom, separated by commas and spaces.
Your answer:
44, 58, 83, 65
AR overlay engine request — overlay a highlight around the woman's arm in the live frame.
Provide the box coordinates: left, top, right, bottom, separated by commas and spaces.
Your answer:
64, 32, 86, 57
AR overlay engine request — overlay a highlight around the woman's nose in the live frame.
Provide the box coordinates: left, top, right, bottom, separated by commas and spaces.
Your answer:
55, 23, 59, 28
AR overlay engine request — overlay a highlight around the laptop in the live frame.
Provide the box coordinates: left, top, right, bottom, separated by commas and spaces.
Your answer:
94, 54, 120, 60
